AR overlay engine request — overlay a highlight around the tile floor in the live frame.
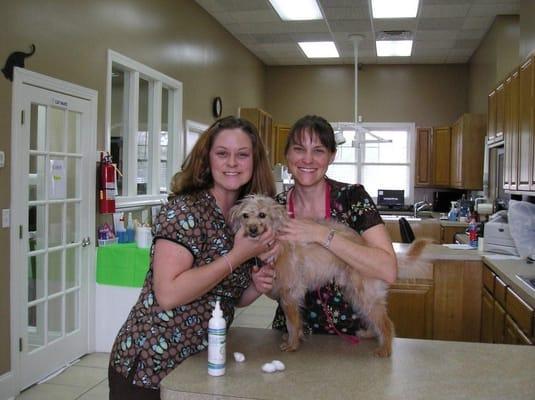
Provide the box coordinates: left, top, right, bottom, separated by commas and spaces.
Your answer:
16, 296, 278, 400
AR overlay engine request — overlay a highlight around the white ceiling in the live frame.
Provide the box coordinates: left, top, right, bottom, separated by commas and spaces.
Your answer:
195, 0, 519, 65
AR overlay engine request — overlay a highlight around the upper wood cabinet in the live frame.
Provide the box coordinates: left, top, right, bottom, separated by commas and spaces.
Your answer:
495, 82, 505, 143
415, 127, 432, 186
503, 69, 520, 191
239, 108, 274, 165
487, 89, 497, 144
273, 124, 291, 166
415, 126, 450, 187
518, 57, 533, 191
433, 127, 451, 186
449, 114, 486, 190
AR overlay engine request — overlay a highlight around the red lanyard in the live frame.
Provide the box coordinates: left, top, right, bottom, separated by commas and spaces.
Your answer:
287, 181, 331, 219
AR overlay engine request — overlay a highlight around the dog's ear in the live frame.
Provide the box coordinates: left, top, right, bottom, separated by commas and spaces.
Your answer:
228, 201, 244, 234
269, 200, 288, 232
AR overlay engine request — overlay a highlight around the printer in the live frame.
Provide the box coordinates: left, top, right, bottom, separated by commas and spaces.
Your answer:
483, 211, 519, 256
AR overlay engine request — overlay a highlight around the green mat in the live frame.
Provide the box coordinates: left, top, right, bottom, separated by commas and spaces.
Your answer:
96, 243, 150, 287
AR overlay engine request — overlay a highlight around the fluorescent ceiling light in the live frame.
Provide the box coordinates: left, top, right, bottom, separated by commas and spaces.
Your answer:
298, 42, 339, 58
269, 0, 322, 21
376, 40, 413, 57
372, 0, 419, 18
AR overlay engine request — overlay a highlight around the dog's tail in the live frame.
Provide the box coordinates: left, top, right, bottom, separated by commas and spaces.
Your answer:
396, 239, 434, 281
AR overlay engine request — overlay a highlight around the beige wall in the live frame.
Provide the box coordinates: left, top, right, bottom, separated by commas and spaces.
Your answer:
0, 0, 265, 375
520, 0, 535, 60
265, 64, 469, 127
468, 16, 520, 115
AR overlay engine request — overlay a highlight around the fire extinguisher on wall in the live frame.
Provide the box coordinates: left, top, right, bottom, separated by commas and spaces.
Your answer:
99, 152, 116, 213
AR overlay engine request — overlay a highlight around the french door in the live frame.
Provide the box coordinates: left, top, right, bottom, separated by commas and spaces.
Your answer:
11, 68, 97, 390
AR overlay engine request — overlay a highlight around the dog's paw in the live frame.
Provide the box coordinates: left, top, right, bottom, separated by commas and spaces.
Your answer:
373, 346, 392, 358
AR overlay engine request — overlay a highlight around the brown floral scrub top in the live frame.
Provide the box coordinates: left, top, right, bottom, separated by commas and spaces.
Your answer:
109, 190, 251, 389
271, 178, 384, 335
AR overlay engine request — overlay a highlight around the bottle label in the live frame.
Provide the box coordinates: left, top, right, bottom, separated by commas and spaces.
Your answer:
208, 328, 226, 375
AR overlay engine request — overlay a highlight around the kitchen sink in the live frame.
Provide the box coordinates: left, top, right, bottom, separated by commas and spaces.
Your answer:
516, 275, 535, 291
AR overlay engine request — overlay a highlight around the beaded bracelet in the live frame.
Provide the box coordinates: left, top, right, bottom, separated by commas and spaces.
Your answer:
323, 228, 336, 249
222, 254, 233, 275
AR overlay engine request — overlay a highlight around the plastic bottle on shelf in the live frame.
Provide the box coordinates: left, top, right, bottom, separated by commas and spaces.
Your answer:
448, 201, 458, 221
468, 218, 478, 248
208, 300, 226, 376
126, 212, 135, 243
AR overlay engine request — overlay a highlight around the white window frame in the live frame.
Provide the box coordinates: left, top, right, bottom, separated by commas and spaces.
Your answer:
184, 120, 209, 156
105, 49, 183, 208
329, 122, 416, 205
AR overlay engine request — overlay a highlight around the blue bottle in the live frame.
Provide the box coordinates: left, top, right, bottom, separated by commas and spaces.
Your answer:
448, 202, 458, 221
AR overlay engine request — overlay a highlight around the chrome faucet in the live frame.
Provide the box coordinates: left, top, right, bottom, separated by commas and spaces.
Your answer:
413, 198, 432, 217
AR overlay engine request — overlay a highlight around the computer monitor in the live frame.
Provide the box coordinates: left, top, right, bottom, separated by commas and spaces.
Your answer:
377, 189, 405, 209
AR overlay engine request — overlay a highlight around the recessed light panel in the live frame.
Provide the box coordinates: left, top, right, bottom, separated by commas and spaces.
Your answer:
376, 40, 413, 57
372, 0, 419, 18
269, 0, 322, 21
298, 42, 339, 58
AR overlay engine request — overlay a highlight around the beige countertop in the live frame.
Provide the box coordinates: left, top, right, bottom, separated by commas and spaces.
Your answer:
161, 327, 535, 400
394, 242, 484, 261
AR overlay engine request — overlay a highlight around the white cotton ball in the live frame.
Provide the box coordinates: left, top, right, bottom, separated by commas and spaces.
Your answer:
261, 362, 277, 373
233, 352, 246, 363
271, 360, 285, 371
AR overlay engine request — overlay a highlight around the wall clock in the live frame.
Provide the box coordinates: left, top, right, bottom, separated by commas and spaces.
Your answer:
212, 97, 222, 118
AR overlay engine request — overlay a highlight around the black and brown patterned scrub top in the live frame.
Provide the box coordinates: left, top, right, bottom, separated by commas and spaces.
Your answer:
271, 178, 384, 335
109, 190, 251, 389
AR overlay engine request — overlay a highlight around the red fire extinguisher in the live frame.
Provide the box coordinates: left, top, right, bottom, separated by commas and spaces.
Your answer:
99, 152, 116, 213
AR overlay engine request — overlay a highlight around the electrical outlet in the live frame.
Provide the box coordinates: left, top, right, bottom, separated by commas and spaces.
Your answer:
2, 209, 10, 228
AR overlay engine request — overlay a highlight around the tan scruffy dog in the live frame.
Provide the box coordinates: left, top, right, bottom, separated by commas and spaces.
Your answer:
229, 194, 428, 357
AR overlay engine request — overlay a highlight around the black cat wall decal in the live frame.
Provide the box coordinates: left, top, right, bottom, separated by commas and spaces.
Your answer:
2, 44, 36, 81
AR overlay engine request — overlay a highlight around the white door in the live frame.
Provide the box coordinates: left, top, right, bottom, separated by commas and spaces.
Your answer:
11, 69, 97, 390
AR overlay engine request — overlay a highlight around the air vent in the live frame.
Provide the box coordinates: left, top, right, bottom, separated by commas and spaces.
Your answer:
376, 31, 412, 41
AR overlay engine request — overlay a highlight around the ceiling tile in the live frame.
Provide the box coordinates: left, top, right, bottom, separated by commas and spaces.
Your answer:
414, 39, 456, 49
418, 17, 465, 30
414, 30, 459, 40
329, 19, 372, 32
468, 4, 519, 17
454, 39, 480, 49
373, 19, 419, 32
323, 7, 370, 19
456, 29, 486, 39
420, 4, 471, 18
462, 16, 494, 29
319, 0, 369, 7
227, 9, 281, 23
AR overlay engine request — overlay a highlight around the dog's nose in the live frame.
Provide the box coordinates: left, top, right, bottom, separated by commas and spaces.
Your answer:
249, 225, 258, 235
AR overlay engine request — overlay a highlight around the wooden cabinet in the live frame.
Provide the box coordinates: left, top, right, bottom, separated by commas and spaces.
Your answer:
440, 225, 467, 244
415, 127, 451, 187
415, 128, 432, 186
273, 124, 291, 165
383, 219, 441, 243
432, 127, 451, 186
517, 57, 534, 191
239, 108, 274, 165
480, 265, 534, 345
388, 281, 433, 339
449, 114, 486, 189
487, 89, 497, 144
503, 69, 520, 191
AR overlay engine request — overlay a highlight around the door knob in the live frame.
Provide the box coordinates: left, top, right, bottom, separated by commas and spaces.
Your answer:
81, 237, 91, 247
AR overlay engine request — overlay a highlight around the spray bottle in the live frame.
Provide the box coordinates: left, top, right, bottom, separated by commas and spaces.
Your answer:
208, 300, 226, 376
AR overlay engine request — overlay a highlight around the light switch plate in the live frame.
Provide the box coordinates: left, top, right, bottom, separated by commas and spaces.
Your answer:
0, 151, 5, 168
2, 209, 10, 228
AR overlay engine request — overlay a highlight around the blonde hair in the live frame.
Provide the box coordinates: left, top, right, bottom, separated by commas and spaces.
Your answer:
170, 116, 275, 199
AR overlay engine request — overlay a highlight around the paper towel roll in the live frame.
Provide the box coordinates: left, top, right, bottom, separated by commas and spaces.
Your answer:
476, 203, 493, 215
136, 227, 153, 249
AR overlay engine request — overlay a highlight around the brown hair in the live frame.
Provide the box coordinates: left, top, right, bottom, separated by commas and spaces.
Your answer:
285, 115, 337, 155
170, 116, 275, 199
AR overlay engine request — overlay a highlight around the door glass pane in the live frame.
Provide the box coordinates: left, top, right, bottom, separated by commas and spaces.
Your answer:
48, 107, 66, 153
29, 205, 46, 251
67, 110, 81, 153
137, 78, 150, 195
67, 157, 79, 198
66, 203, 80, 244
111, 67, 126, 196
48, 250, 63, 296
65, 248, 79, 289
28, 254, 45, 302
30, 103, 46, 151
327, 164, 358, 184
160, 87, 169, 194
29, 155, 46, 201
333, 131, 357, 162
48, 203, 64, 248
364, 131, 408, 163
28, 302, 45, 352
48, 296, 63, 343
65, 291, 79, 334
361, 165, 410, 201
